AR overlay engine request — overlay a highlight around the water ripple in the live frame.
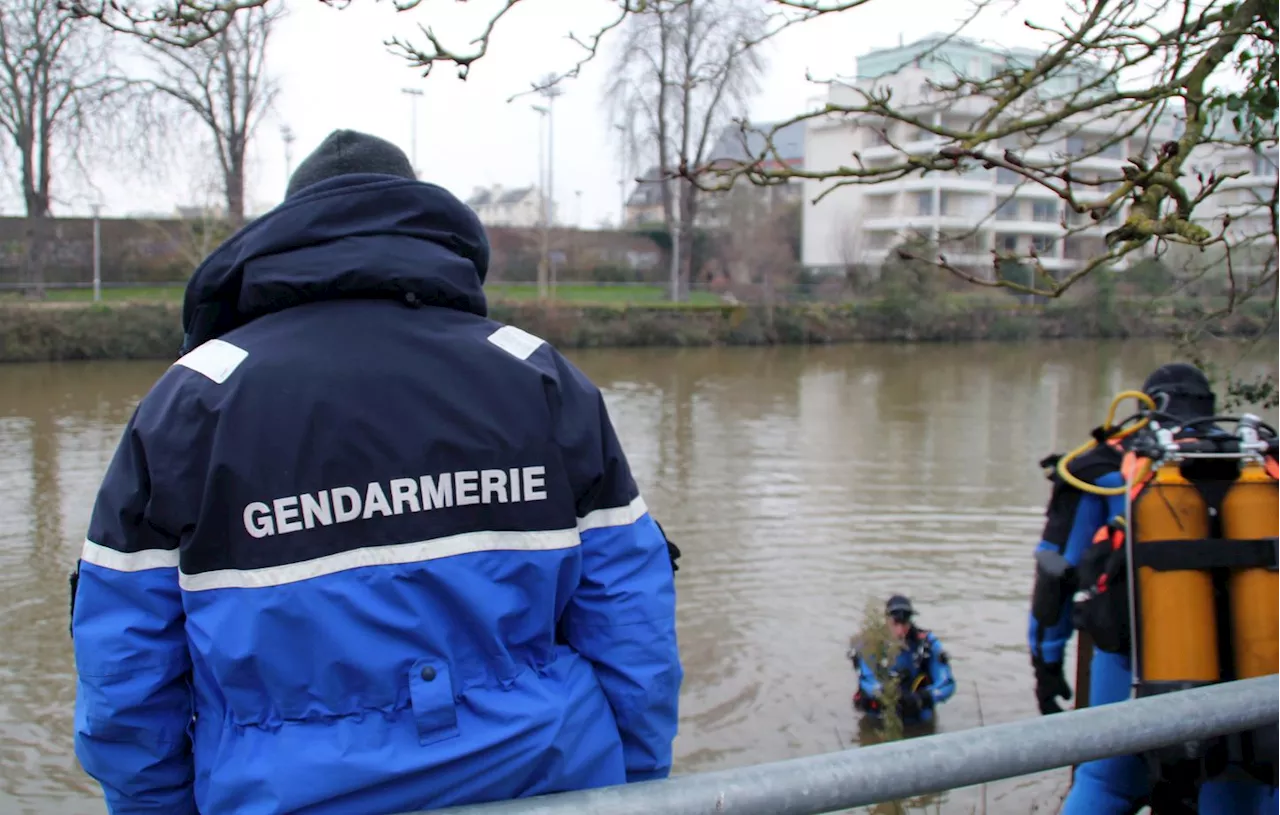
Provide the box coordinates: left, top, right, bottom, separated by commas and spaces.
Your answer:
1, 343, 1276, 814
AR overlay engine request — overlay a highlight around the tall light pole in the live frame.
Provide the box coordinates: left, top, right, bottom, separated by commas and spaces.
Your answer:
532, 104, 549, 299
281, 125, 296, 190
401, 88, 423, 174
615, 123, 628, 228
538, 77, 563, 296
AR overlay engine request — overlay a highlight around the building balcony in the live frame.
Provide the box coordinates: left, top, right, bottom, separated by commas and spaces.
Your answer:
855, 246, 1086, 272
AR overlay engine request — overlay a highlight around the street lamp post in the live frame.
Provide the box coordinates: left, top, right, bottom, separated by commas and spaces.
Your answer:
537, 77, 563, 297
281, 125, 296, 191
615, 123, 628, 228
401, 88, 423, 174
532, 104, 549, 299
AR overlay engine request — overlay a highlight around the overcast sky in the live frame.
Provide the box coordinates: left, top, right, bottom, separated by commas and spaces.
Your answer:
11, 0, 1072, 225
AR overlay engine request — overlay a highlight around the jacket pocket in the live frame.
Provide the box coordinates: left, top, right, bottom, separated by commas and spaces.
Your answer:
409, 660, 459, 746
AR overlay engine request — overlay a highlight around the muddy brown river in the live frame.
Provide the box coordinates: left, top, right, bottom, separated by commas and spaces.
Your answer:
1, 340, 1276, 814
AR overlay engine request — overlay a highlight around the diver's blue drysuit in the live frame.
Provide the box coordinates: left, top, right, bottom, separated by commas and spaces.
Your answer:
851, 626, 956, 725
1029, 444, 1279, 814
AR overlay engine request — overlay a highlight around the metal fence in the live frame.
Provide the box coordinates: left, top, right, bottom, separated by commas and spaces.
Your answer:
418, 675, 1278, 815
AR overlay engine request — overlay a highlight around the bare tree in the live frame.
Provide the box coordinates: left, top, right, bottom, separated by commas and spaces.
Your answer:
66, 0, 1277, 311
605, 0, 771, 301
142, 3, 280, 226
0, 0, 125, 297
711, 182, 799, 309
139, 145, 237, 272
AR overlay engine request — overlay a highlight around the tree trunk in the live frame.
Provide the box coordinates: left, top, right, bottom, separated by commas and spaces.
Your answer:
226, 150, 246, 225
22, 214, 49, 299
679, 185, 698, 301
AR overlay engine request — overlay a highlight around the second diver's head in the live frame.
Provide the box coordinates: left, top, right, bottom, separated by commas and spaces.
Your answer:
886, 594, 914, 640
1141, 362, 1216, 423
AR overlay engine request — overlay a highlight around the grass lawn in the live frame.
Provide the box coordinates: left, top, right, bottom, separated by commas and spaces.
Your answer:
0, 285, 186, 303
2, 283, 724, 306
486, 283, 722, 306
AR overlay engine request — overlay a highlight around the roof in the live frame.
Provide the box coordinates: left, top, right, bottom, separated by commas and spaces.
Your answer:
466, 187, 538, 208
626, 166, 669, 208
496, 187, 535, 205
707, 120, 805, 167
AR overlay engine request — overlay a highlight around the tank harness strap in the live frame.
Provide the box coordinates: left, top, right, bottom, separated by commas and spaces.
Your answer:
1132, 537, 1279, 572
1266, 457, 1279, 480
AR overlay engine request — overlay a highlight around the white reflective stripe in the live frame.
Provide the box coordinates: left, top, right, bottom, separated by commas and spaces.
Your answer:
175, 338, 248, 384
179, 527, 581, 592
80, 539, 180, 572
577, 495, 648, 533
487, 325, 545, 361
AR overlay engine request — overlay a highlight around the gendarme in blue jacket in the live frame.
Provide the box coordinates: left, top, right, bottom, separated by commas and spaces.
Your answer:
70, 163, 684, 814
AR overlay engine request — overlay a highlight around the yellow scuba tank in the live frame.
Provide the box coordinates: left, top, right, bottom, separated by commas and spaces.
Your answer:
1132, 463, 1220, 686
1221, 460, 1280, 680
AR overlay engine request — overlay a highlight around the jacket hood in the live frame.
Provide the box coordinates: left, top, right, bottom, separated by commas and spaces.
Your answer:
181, 174, 490, 353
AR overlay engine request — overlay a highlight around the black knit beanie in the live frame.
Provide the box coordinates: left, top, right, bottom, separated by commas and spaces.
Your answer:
286, 129, 417, 199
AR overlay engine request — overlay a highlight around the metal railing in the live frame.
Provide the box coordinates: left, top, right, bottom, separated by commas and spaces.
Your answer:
420, 675, 1278, 815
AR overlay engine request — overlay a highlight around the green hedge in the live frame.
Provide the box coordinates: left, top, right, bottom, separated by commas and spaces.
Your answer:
0, 298, 1269, 363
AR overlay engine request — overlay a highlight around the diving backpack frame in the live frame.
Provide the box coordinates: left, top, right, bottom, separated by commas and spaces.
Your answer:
1071, 411, 1279, 789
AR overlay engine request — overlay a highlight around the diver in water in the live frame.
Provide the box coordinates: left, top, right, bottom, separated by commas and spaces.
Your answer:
849, 595, 957, 725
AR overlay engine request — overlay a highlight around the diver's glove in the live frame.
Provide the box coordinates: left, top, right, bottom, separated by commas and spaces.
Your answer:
1033, 655, 1072, 715
899, 692, 922, 720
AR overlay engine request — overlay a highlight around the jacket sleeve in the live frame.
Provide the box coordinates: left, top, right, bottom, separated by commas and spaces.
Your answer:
552, 356, 683, 783
72, 399, 196, 814
853, 653, 882, 697
924, 634, 956, 704
1027, 468, 1122, 665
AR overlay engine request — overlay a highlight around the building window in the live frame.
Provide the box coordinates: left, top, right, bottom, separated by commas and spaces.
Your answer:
998, 234, 1019, 252
996, 167, 1021, 185
1031, 235, 1056, 254
1067, 136, 1086, 156
1254, 152, 1277, 176
915, 191, 933, 215
995, 199, 1019, 221
940, 191, 955, 215
1032, 201, 1059, 222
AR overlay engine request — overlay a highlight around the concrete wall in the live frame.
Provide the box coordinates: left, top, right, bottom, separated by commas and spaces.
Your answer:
0, 217, 665, 287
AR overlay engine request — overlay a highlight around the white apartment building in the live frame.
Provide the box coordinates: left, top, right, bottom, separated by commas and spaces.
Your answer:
802, 35, 1279, 278
1182, 141, 1278, 273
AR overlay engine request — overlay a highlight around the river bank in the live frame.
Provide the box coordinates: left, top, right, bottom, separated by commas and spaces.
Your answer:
0, 296, 1269, 363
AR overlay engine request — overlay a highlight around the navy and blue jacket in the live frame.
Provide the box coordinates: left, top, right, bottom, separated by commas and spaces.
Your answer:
70, 174, 684, 815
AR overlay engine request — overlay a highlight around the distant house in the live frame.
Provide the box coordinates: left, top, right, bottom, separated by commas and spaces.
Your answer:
706, 119, 806, 174
622, 121, 807, 230
465, 185, 553, 229
623, 167, 668, 228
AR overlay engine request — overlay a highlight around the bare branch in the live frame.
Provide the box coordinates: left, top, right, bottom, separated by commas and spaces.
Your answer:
0, 0, 132, 296
139, 3, 281, 224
